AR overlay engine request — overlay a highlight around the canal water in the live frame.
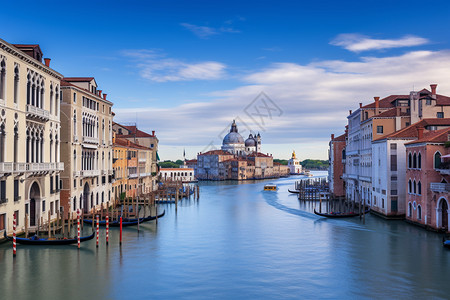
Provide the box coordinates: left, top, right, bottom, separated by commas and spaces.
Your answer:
1, 172, 450, 299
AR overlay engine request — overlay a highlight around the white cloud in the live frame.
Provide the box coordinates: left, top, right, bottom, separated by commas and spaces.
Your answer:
330, 34, 429, 52
122, 49, 226, 82
181, 20, 242, 39
180, 23, 217, 39
115, 49, 450, 160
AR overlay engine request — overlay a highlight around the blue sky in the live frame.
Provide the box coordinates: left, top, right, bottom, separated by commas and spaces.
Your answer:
3, 0, 450, 160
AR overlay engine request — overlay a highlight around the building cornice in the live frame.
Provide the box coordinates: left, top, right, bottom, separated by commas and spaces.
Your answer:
0, 38, 63, 80
61, 84, 113, 106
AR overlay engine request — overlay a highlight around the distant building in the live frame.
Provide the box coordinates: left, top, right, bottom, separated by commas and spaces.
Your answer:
196, 120, 289, 180
328, 133, 346, 198
287, 150, 302, 174
160, 168, 195, 182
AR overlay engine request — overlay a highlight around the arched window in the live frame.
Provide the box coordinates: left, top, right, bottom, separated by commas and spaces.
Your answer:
0, 124, 5, 163
0, 59, 6, 100
73, 110, 77, 136
408, 152, 412, 168
418, 153, 422, 169
435, 151, 442, 169
14, 66, 19, 104
413, 153, 417, 168
417, 205, 422, 220
408, 202, 412, 217
96, 192, 99, 205
413, 180, 416, 194
418, 181, 422, 195
408, 179, 412, 194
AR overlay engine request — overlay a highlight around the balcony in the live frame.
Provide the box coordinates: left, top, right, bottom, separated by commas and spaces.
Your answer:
81, 169, 100, 177
139, 158, 146, 163
14, 163, 26, 173
26, 104, 50, 122
73, 171, 81, 177
0, 162, 13, 173
82, 136, 99, 144
57, 162, 64, 171
129, 173, 138, 179
430, 183, 450, 193
25, 162, 62, 174
101, 170, 107, 175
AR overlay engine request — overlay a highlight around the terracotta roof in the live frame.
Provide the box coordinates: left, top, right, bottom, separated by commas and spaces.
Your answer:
332, 133, 346, 142
362, 95, 409, 109
115, 124, 156, 138
374, 118, 450, 141
405, 127, 450, 145
248, 152, 272, 158
185, 159, 197, 164
373, 107, 409, 118
199, 150, 233, 156
114, 137, 152, 150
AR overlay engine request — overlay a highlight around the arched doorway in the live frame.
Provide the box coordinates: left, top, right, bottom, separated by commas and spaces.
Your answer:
29, 182, 40, 226
83, 183, 90, 213
437, 198, 449, 230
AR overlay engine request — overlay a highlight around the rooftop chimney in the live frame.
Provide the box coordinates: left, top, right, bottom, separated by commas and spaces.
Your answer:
331, 134, 335, 140
103, 93, 107, 100
417, 126, 424, 139
152, 130, 155, 136
98, 90, 102, 97
44, 58, 51, 67
374, 97, 380, 115
349, 110, 352, 115
430, 84, 437, 99
359, 102, 362, 108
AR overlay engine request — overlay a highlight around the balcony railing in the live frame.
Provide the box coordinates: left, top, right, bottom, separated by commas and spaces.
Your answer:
129, 173, 138, 179
73, 171, 81, 177
81, 169, 100, 177
82, 136, 99, 144
0, 162, 13, 173
57, 162, 64, 171
26, 104, 50, 121
430, 182, 450, 193
14, 163, 26, 173
139, 158, 146, 163
73, 135, 79, 143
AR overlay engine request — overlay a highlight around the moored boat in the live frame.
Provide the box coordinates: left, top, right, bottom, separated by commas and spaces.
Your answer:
4, 231, 95, 245
83, 210, 165, 227
314, 208, 371, 218
288, 189, 300, 194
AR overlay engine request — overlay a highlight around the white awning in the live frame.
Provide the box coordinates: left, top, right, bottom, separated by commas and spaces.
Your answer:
441, 154, 450, 159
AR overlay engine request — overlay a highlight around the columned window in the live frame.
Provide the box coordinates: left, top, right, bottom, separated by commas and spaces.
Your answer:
0, 59, 6, 101
14, 66, 19, 104
435, 152, 442, 169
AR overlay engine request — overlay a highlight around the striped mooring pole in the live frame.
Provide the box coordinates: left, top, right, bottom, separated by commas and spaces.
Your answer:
119, 216, 122, 245
106, 215, 109, 245
96, 215, 99, 248
13, 214, 16, 257
77, 209, 80, 249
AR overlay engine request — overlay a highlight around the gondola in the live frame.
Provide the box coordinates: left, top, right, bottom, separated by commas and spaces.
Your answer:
83, 210, 165, 227
313, 208, 371, 218
3, 230, 95, 245
443, 236, 450, 249
288, 189, 300, 194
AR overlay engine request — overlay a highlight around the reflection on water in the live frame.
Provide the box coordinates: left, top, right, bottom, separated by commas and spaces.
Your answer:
0, 171, 449, 299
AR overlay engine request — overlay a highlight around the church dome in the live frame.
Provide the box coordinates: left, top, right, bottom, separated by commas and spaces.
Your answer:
245, 135, 256, 147
223, 120, 244, 145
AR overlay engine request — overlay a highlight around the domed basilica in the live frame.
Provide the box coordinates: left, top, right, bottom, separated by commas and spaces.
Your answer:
221, 120, 261, 156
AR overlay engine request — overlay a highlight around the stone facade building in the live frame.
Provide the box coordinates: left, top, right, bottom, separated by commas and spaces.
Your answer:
0, 39, 64, 234
60, 77, 114, 217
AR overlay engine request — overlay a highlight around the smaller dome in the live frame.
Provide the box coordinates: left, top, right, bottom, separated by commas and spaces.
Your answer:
245, 137, 256, 147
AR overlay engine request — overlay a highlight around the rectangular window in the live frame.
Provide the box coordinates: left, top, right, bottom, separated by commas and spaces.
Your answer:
73, 92, 77, 103
391, 190, 398, 195
14, 179, 19, 201
55, 175, 59, 191
50, 177, 54, 194
50, 202, 54, 215
74, 179, 76, 188
390, 143, 397, 150
25, 203, 29, 215
42, 200, 46, 212
390, 155, 397, 171
405, 122, 410, 126
382, 198, 385, 209
426, 99, 432, 105
437, 112, 444, 118
391, 176, 397, 181
377, 126, 384, 134
0, 180, 6, 203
